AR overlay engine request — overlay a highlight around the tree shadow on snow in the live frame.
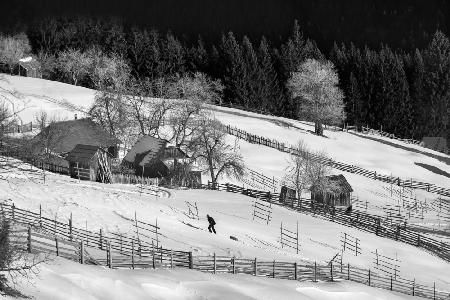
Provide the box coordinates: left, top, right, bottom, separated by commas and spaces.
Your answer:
414, 162, 450, 179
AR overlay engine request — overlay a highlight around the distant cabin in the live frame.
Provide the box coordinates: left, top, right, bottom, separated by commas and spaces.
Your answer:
66, 144, 112, 183
310, 174, 353, 207
31, 118, 121, 158
421, 137, 448, 154
18, 57, 42, 78
122, 135, 194, 179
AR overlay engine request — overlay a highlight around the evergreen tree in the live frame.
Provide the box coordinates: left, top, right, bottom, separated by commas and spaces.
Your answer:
258, 36, 283, 112
422, 31, 450, 138
219, 32, 247, 107
241, 35, 261, 109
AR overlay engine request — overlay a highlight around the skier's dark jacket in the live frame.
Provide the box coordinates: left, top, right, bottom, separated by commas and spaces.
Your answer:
207, 215, 216, 225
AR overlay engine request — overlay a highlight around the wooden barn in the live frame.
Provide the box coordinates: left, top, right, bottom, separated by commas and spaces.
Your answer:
310, 174, 353, 207
122, 135, 194, 179
65, 144, 112, 183
31, 118, 121, 158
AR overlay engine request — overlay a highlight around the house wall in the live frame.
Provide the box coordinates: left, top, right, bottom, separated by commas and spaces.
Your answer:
312, 192, 351, 207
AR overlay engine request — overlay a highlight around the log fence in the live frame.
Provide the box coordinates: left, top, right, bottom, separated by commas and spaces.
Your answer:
2, 201, 449, 299
219, 124, 450, 198
200, 181, 450, 263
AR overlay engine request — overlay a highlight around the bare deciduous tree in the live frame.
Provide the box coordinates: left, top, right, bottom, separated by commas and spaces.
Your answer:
286, 58, 345, 136
189, 118, 244, 185
57, 48, 91, 85
167, 72, 224, 149
88, 48, 131, 140
284, 140, 337, 201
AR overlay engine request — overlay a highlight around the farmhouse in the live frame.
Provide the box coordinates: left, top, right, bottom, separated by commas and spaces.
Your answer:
310, 174, 353, 207
66, 144, 112, 183
31, 118, 121, 158
122, 135, 193, 179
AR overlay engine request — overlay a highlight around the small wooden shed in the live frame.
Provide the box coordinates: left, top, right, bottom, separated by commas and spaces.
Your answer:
18, 57, 42, 78
66, 144, 112, 183
310, 174, 353, 207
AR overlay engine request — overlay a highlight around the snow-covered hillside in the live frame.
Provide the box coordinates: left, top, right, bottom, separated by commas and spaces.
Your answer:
1, 75, 450, 298
1, 156, 449, 292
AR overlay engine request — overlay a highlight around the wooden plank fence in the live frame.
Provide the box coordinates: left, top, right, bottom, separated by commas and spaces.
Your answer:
2, 202, 449, 299
199, 181, 450, 263
219, 124, 450, 198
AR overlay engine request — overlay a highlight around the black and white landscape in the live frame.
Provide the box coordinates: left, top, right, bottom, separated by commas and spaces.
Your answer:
0, 1, 449, 299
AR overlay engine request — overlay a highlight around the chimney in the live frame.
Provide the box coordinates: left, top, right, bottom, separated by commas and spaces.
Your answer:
74, 114, 78, 120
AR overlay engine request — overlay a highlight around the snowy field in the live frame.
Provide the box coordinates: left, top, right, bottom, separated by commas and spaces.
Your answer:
1, 75, 450, 298
1, 156, 449, 293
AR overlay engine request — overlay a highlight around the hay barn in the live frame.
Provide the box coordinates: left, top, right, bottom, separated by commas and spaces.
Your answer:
310, 174, 353, 207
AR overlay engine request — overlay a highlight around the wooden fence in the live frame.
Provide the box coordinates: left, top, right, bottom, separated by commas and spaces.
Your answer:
201, 182, 450, 263
0, 145, 158, 187
1, 201, 449, 299
219, 124, 450, 198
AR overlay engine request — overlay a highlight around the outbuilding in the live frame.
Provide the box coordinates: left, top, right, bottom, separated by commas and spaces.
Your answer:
65, 144, 112, 183
310, 174, 353, 207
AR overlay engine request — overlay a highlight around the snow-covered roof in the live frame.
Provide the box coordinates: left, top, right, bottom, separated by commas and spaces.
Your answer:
19, 56, 33, 63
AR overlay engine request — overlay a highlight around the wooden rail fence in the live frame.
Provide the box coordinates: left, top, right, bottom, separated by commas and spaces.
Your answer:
201, 181, 450, 263
1, 202, 449, 299
219, 124, 450, 198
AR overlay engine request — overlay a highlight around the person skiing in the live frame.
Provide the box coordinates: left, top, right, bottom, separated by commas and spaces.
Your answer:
207, 214, 216, 234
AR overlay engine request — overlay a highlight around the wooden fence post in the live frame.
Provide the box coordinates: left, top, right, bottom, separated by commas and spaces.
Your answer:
12, 204, 15, 222
412, 278, 415, 296
280, 222, 283, 248
189, 252, 193, 269
232, 257, 236, 274
213, 253, 216, 274
27, 226, 32, 253
131, 240, 135, 269
170, 249, 173, 268
314, 262, 317, 282
80, 241, 84, 264
99, 229, 103, 250
347, 263, 350, 280
330, 262, 334, 282
39, 205, 42, 227
390, 275, 393, 291
294, 262, 297, 280
254, 258, 257, 276
69, 213, 73, 241
108, 242, 112, 268
272, 260, 276, 278
53, 214, 57, 236
152, 243, 156, 269
55, 237, 59, 256
368, 269, 371, 286
155, 218, 159, 248
296, 221, 299, 254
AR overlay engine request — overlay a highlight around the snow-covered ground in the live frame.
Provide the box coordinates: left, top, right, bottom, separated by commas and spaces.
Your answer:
1, 75, 450, 298
6, 257, 417, 300
1, 156, 449, 293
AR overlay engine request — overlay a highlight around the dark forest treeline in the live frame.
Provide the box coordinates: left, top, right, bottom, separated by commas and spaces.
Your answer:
13, 17, 450, 142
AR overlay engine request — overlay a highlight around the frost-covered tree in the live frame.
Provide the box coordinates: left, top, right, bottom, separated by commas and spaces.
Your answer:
57, 48, 91, 85
189, 118, 245, 185
0, 33, 31, 75
287, 59, 345, 135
